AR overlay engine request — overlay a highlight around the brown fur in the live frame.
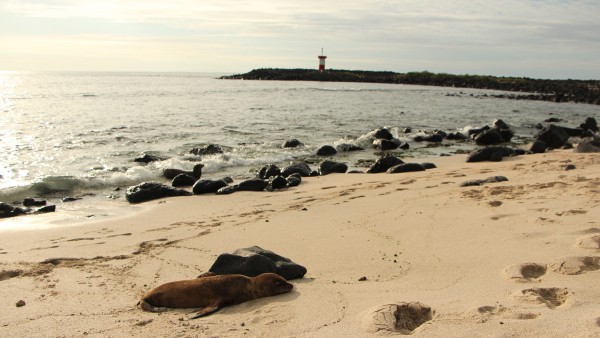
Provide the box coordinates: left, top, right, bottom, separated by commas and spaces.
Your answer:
138, 273, 293, 317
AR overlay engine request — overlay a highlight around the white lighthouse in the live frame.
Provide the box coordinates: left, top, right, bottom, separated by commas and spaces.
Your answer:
318, 48, 327, 72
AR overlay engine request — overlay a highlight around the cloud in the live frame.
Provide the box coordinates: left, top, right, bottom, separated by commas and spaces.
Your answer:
1, 0, 599, 77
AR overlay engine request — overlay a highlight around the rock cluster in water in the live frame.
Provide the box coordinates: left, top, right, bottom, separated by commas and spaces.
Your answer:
0, 198, 56, 219
120, 116, 599, 204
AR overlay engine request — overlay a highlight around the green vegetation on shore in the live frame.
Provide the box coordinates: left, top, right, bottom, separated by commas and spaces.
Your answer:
221, 68, 600, 105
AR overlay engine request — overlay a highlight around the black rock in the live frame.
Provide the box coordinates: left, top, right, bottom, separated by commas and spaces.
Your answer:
466, 147, 516, 162
281, 162, 312, 177
23, 198, 47, 207
336, 144, 364, 152
282, 139, 303, 148
192, 179, 229, 195
565, 164, 576, 171
316, 145, 337, 156
544, 117, 563, 123
575, 138, 600, 153
190, 144, 224, 156
207, 246, 307, 280
536, 125, 570, 149
562, 127, 585, 137
399, 142, 410, 150
529, 140, 547, 153
35, 205, 56, 213
372, 128, 393, 140
489, 152, 503, 162
319, 160, 348, 175
459, 176, 509, 187
387, 163, 426, 173
473, 128, 504, 145
421, 162, 437, 169
493, 119, 511, 130
269, 175, 288, 190
414, 134, 443, 143
0, 202, 16, 219
580, 117, 598, 132
468, 126, 490, 136
222, 176, 234, 184
126, 182, 192, 203
216, 185, 239, 195
367, 154, 404, 173
134, 154, 165, 163
373, 138, 399, 151
258, 164, 281, 179
172, 174, 197, 187
403, 127, 412, 133
286, 174, 302, 187
163, 163, 204, 180
238, 179, 268, 191
446, 132, 468, 141
61, 197, 82, 203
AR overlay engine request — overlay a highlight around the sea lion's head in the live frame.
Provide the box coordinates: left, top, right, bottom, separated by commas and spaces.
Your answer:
252, 273, 293, 297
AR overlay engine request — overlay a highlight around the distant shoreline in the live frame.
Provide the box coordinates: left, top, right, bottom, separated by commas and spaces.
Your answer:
221, 68, 600, 105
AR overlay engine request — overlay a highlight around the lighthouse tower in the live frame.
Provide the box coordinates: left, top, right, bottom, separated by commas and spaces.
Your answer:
318, 48, 327, 72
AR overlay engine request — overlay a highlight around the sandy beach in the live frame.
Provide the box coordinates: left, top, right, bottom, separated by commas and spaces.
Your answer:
1, 149, 600, 337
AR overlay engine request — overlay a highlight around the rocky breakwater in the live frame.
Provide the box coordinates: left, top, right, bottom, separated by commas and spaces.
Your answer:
222, 69, 600, 105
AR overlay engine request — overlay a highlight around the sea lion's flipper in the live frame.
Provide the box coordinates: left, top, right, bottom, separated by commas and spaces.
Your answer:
189, 306, 221, 319
138, 299, 168, 313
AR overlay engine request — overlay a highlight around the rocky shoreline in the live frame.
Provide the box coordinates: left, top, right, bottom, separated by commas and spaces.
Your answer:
2, 115, 599, 218
221, 69, 600, 105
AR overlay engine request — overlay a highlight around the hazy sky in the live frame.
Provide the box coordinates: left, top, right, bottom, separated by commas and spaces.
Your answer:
1, 0, 599, 79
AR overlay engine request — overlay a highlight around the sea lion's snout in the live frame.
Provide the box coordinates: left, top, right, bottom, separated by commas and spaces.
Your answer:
256, 273, 294, 295
278, 279, 293, 292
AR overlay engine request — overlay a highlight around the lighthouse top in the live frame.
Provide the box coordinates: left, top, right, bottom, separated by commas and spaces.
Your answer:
318, 48, 327, 59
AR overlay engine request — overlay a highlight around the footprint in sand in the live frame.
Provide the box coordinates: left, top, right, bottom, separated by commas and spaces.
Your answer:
514, 287, 571, 309
503, 263, 547, 283
577, 235, 600, 250
362, 302, 433, 335
0, 270, 22, 281
473, 304, 539, 322
551, 256, 600, 275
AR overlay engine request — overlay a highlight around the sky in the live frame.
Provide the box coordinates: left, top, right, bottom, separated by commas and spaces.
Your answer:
1, 0, 599, 79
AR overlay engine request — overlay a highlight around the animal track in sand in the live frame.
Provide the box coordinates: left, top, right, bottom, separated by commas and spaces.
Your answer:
577, 235, 600, 250
503, 263, 547, 283
515, 287, 571, 308
551, 256, 600, 275
363, 302, 433, 335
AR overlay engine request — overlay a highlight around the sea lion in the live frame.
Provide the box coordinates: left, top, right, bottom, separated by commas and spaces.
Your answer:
138, 273, 293, 318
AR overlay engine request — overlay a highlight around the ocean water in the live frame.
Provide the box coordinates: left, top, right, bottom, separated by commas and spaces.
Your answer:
1, 71, 598, 225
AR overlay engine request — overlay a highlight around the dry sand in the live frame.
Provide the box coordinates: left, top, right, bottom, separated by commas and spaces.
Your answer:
1, 150, 600, 337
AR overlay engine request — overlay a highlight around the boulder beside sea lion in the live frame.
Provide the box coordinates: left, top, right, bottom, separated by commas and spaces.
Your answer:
126, 182, 192, 203
207, 246, 307, 280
